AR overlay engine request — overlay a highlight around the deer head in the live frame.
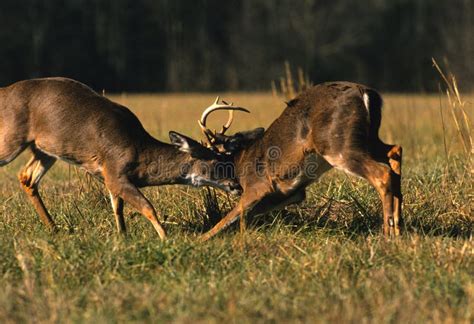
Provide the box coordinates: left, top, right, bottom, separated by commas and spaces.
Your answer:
169, 131, 241, 195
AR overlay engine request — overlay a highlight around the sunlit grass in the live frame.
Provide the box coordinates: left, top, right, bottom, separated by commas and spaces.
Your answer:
0, 92, 472, 322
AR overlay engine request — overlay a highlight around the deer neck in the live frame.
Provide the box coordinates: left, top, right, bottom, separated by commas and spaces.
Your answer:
135, 139, 193, 187
232, 138, 264, 178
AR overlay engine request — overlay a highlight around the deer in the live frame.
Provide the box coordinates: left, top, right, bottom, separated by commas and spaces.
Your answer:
0, 77, 253, 240
197, 82, 403, 241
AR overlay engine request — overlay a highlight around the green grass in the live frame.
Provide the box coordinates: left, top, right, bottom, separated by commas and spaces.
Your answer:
0, 92, 472, 323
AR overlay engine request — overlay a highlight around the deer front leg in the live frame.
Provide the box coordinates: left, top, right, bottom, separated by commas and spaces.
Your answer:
109, 191, 126, 234
18, 151, 57, 231
199, 192, 265, 242
105, 178, 166, 240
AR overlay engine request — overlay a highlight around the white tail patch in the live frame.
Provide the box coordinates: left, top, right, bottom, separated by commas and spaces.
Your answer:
363, 92, 370, 111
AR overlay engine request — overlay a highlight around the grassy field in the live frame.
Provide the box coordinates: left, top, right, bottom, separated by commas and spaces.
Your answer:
0, 91, 472, 323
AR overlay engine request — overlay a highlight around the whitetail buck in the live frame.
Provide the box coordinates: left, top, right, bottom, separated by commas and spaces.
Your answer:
198, 82, 403, 240
0, 77, 250, 239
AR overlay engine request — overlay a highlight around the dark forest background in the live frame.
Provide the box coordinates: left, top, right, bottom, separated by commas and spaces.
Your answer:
0, 0, 472, 92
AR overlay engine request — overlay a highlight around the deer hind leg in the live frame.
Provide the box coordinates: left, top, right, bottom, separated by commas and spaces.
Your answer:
18, 150, 57, 230
386, 145, 402, 235
105, 177, 166, 240
364, 161, 396, 237
109, 191, 126, 234
330, 153, 397, 237
371, 143, 403, 236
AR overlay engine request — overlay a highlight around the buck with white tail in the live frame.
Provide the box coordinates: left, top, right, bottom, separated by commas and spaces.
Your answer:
198, 82, 403, 240
0, 77, 251, 239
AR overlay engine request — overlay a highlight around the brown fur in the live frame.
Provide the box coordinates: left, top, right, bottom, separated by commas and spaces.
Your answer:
201, 82, 403, 241
0, 77, 240, 239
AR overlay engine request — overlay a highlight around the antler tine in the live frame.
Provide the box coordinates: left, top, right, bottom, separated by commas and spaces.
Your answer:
199, 97, 249, 128
198, 97, 250, 147
218, 99, 235, 134
198, 119, 217, 148
220, 110, 234, 134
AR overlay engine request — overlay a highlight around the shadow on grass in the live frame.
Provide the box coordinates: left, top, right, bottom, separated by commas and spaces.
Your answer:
187, 192, 473, 239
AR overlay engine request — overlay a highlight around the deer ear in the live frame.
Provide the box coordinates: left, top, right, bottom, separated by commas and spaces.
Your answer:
169, 131, 215, 159
169, 131, 192, 152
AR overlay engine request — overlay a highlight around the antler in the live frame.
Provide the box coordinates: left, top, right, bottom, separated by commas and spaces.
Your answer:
198, 96, 250, 149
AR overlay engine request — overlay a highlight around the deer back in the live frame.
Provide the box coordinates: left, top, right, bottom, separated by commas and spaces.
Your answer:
234, 82, 383, 189
1, 78, 162, 168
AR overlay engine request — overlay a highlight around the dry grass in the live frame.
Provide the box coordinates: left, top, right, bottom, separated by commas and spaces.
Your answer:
0, 91, 473, 323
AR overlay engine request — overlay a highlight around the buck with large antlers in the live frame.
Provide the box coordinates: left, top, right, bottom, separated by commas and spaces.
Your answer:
0, 77, 251, 239
198, 82, 403, 240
